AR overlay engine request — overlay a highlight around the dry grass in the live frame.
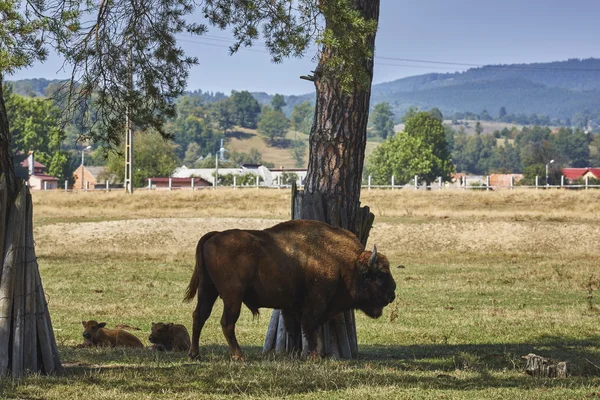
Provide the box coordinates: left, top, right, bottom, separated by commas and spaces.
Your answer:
2, 188, 600, 399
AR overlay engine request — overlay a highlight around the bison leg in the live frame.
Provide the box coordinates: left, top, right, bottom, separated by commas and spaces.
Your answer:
281, 311, 302, 355
189, 283, 218, 360
220, 299, 245, 361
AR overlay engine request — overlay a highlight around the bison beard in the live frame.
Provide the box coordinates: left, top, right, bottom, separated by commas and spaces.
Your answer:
184, 219, 397, 360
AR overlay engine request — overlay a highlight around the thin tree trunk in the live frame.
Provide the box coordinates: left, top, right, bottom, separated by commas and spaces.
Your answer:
0, 74, 16, 201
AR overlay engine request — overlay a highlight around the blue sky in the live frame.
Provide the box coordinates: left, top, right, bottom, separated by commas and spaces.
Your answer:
10, 0, 600, 95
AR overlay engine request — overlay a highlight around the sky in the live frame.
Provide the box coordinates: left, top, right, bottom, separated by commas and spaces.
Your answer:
9, 0, 600, 96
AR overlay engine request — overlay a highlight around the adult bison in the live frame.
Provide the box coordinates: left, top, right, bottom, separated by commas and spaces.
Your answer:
184, 219, 397, 360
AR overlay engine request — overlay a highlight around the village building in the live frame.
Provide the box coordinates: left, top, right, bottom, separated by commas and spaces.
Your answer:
20, 152, 59, 190
561, 168, 600, 183
72, 165, 119, 190
146, 177, 212, 189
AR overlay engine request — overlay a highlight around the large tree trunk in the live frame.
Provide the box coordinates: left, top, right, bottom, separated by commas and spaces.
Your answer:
0, 73, 62, 377
264, 0, 380, 359
305, 0, 379, 233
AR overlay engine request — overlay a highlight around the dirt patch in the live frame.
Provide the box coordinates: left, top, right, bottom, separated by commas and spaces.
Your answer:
35, 217, 600, 262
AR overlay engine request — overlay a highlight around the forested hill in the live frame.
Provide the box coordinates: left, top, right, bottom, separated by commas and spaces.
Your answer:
369, 58, 600, 120
7, 58, 600, 122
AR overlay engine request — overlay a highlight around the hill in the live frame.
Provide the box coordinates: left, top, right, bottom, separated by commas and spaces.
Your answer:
251, 58, 600, 123
369, 58, 600, 121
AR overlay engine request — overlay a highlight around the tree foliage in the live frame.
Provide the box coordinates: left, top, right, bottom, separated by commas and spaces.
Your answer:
290, 101, 313, 135
271, 94, 286, 112
369, 102, 395, 139
107, 131, 179, 187
230, 91, 262, 129
257, 105, 290, 145
4, 87, 68, 178
201, 0, 377, 91
368, 112, 453, 185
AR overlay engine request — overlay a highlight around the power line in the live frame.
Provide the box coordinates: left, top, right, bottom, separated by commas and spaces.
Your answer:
175, 34, 600, 72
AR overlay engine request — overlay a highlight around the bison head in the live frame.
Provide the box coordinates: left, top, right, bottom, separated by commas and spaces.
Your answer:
355, 245, 397, 318
82, 320, 106, 340
149, 322, 173, 345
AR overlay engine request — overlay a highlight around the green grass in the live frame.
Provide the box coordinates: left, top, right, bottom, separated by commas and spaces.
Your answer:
2, 190, 600, 398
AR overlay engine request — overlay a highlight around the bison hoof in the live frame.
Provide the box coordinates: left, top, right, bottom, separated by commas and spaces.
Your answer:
188, 351, 200, 360
307, 351, 320, 361
231, 353, 246, 362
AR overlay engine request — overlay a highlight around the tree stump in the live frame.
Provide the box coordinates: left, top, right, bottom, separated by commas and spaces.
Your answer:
263, 182, 374, 358
522, 353, 568, 378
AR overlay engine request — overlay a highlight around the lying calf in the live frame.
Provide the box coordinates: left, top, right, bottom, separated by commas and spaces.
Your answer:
81, 320, 144, 348
148, 322, 190, 352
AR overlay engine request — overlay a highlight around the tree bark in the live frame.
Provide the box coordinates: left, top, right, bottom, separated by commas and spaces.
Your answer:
0, 74, 62, 377
264, 1, 380, 359
0, 74, 16, 202
305, 0, 379, 233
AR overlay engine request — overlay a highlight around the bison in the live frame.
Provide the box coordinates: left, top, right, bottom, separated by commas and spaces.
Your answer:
148, 322, 191, 351
184, 219, 397, 360
82, 320, 144, 348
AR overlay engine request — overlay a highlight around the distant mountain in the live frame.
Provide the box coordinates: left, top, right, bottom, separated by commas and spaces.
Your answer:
7, 58, 600, 122
5, 78, 64, 97
369, 58, 600, 120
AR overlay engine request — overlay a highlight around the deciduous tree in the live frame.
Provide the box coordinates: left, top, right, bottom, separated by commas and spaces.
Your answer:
257, 105, 290, 145
369, 102, 395, 139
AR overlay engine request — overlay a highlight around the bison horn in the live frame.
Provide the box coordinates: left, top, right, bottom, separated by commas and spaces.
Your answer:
368, 245, 377, 269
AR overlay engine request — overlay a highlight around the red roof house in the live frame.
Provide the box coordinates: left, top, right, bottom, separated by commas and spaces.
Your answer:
561, 168, 600, 182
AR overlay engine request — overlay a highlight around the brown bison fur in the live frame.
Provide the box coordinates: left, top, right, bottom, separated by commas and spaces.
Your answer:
184, 219, 397, 360
148, 322, 191, 352
82, 320, 144, 348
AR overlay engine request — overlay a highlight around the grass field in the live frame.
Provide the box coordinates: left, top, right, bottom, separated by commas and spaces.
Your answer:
2, 189, 600, 399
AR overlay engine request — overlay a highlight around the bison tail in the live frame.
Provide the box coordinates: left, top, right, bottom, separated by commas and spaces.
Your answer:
184, 232, 216, 302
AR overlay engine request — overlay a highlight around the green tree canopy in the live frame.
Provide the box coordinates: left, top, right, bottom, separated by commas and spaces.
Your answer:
271, 94, 286, 112
5, 88, 68, 179
230, 91, 262, 129
369, 102, 395, 139
552, 127, 590, 167
290, 101, 313, 135
257, 105, 290, 145
368, 112, 453, 185
213, 98, 236, 134
107, 131, 179, 187
428, 108, 443, 122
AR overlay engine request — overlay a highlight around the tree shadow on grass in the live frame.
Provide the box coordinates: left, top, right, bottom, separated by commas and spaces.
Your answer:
226, 130, 253, 140
3, 339, 599, 398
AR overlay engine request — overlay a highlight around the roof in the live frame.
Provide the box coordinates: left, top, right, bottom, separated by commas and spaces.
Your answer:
147, 177, 212, 184
20, 158, 46, 169
270, 168, 308, 172
562, 168, 600, 180
85, 166, 109, 178
30, 174, 59, 181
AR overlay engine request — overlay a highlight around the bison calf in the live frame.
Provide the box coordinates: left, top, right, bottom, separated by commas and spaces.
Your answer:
148, 322, 191, 352
185, 219, 397, 361
82, 320, 144, 348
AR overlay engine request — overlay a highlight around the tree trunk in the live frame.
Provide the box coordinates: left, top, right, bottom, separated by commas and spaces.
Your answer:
0, 73, 62, 377
305, 0, 379, 233
263, 1, 380, 359
0, 74, 16, 201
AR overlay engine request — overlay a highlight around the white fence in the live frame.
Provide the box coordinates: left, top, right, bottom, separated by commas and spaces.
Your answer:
43, 174, 600, 192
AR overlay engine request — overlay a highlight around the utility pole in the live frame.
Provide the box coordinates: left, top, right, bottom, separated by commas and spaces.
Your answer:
214, 152, 219, 189
124, 38, 134, 193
